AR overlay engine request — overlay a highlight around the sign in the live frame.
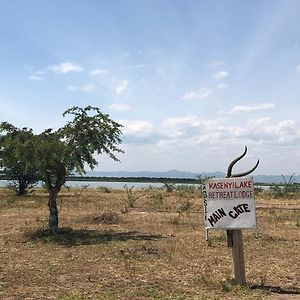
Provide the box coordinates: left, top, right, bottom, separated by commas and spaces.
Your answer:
203, 177, 256, 229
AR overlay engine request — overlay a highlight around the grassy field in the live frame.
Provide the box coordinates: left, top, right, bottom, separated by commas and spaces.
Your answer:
0, 186, 299, 300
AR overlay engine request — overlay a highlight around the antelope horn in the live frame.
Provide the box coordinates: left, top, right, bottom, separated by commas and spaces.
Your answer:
226, 146, 259, 178
226, 146, 248, 178
230, 159, 260, 178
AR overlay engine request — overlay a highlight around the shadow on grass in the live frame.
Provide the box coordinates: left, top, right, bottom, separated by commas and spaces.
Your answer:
25, 227, 164, 247
250, 284, 300, 295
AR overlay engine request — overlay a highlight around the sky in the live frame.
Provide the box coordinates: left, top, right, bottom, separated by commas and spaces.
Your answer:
1, 0, 300, 175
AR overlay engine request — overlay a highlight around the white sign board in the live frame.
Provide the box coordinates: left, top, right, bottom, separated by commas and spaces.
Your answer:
203, 177, 256, 229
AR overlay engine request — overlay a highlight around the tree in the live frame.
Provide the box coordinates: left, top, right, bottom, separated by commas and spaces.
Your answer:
39, 106, 123, 233
1, 106, 123, 233
0, 123, 39, 195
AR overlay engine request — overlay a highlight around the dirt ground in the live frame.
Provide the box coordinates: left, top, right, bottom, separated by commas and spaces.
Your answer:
0, 187, 299, 299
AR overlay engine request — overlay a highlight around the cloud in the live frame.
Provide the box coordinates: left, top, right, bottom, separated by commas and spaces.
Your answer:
182, 88, 213, 100
296, 64, 300, 73
90, 68, 108, 76
214, 70, 229, 79
49, 62, 84, 74
115, 80, 128, 95
66, 83, 95, 93
227, 103, 275, 114
28, 75, 44, 81
120, 120, 155, 136
98, 113, 300, 173
161, 116, 205, 139
115, 113, 300, 172
109, 103, 131, 111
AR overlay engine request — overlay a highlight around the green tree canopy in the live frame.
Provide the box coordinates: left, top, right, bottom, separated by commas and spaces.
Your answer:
0, 106, 123, 233
0, 122, 39, 195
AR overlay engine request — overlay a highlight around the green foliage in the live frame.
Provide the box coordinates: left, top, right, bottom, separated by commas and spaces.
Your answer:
270, 174, 300, 199
162, 182, 175, 192
175, 184, 200, 193
196, 175, 214, 185
254, 186, 263, 196
123, 184, 140, 208
0, 123, 39, 195
0, 106, 123, 232
96, 186, 111, 193
35, 106, 123, 191
59, 106, 123, 175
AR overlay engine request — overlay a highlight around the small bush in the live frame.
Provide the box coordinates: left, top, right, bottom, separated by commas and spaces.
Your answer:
80, 184, 90, 190
123, 185, 140, 208
175, 184, 198, 193
270, 174, 300, 199
162, 183, 175, 193
97, 186, 111, 193
254, 186, 263, 196
83, 211, 121, 224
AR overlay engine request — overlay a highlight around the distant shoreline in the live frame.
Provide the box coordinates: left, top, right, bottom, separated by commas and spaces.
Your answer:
0, 175, 291, 186
66, 176, 200, 184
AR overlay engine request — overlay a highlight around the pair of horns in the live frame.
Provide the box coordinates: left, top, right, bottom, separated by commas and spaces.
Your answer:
226, 146, 259, 178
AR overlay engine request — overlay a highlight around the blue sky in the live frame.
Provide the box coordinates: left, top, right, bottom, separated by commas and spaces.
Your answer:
1, 0, 300, 174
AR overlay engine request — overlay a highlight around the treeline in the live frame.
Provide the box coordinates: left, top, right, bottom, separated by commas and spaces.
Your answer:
65, 176, 200, 184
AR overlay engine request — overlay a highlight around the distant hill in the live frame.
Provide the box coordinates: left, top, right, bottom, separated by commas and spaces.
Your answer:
84, 170, 300, 184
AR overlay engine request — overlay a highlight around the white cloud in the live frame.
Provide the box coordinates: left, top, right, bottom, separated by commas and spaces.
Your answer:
49, 62, 84, 74
162, 115, 205, 138
109, 103, 131, 111
66, 83, 95, 93
111, 114, 300, 174
296, 64, 300, 73
95, 113, 300, 173
90, 68, 108, 76
115, 80, 128, 95
121, 120, 154, 135
28, 75, 44, 81
216, 83, 228, 89
182, 88, 213, 100
163, 116, 202, 127
227, 103, 275, 114
214, 70, 229, 79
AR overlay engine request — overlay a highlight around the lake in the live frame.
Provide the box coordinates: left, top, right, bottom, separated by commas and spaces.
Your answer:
0, 180, 165, 190
0, 180, 271, 191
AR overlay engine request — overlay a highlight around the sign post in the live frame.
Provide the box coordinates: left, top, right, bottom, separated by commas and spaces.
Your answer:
203, 176, 256, 285
232, 229, 246, 285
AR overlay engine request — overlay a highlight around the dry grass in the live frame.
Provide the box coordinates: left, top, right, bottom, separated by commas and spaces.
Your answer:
0, 187, 299, 300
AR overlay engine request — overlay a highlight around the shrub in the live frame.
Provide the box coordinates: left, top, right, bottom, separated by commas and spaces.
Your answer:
123, 184, 140, 208
162, 182, 175, 193
97, 186, 111, 193
269, 174, 300, 199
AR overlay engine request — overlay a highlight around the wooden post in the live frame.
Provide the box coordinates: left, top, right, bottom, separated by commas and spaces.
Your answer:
231, 229, 246, 285
226, 230, 233, 247
223, 145, 259, 286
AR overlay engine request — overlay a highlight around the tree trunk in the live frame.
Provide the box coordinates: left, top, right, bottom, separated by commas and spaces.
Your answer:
17, 178, 26, 196
48, 187, 60, 233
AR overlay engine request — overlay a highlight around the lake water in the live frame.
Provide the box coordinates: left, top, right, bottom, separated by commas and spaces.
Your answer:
0, 180, 165, 190
0, 180, 270, 190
